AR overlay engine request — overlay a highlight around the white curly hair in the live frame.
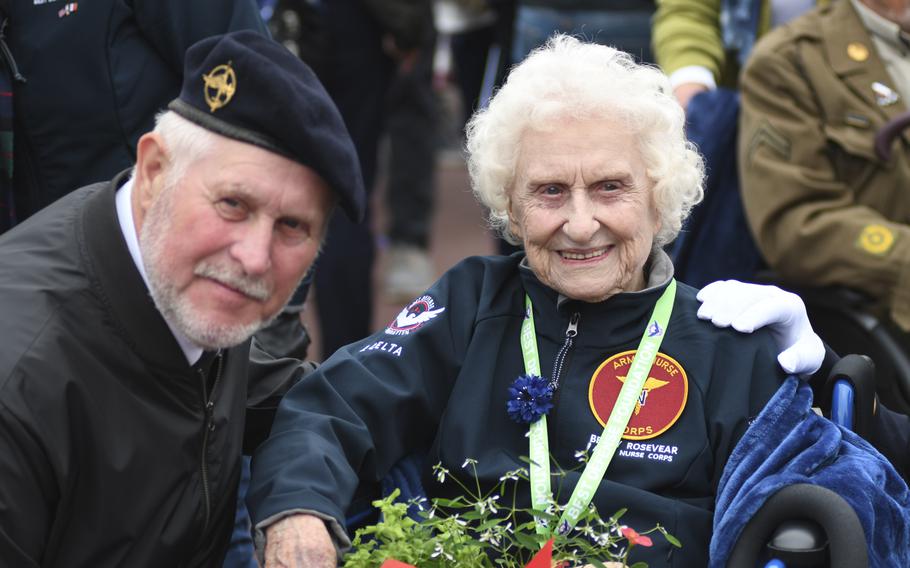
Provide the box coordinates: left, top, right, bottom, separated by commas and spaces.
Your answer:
465, 34, 705, 247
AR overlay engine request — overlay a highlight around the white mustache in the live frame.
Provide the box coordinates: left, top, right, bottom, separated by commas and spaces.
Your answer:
194, 261, 271, 301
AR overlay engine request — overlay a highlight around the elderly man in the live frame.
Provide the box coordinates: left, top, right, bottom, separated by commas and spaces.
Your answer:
0, 31, 363, 566
739, 0, 910, 334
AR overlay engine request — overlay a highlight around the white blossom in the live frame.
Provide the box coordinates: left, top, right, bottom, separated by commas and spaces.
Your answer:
430, 543, 454, 561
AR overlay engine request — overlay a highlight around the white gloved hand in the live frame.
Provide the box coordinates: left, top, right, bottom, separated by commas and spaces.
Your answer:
696, 280, 825, 376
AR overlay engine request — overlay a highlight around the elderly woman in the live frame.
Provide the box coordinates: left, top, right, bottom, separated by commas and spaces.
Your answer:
248, 36, 792, 566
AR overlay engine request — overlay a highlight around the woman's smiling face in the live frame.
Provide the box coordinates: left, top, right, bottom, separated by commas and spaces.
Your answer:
508, 116, 660, 302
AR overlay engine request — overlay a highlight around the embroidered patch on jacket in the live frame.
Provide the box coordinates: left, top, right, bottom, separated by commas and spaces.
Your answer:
588, 350, 688, 440
746, 119, 791, 163
856, 224, 894, 255
385, 295, 446, 336
587, 434, 680, 464
358, 340, 404, 357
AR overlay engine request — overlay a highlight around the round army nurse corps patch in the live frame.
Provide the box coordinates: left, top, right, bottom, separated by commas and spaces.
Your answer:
588, 350, 688, 440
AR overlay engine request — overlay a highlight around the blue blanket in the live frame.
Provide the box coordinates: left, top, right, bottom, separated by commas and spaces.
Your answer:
711, 377, 910, 566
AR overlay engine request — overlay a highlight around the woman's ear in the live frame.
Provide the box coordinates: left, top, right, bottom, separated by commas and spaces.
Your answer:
506, 192, 524, 242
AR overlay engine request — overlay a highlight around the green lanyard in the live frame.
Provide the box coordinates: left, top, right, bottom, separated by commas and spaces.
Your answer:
520, 279, 677, 535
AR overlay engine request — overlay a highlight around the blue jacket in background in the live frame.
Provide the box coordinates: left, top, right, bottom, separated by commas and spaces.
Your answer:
2, 0, 267, 222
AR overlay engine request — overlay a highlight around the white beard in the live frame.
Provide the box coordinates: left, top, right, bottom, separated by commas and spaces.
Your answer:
138, 182, 274, 350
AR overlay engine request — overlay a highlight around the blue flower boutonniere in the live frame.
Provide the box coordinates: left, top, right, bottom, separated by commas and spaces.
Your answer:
506, 374, 553, 424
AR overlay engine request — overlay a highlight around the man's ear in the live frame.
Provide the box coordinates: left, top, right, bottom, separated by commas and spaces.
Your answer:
133, 132, 169, 222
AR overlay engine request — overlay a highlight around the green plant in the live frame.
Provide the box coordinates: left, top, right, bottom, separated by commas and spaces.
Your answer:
342, 459, 680, 568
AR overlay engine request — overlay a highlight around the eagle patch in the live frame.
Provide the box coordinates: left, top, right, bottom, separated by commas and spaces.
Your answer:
385, 295, 446, 336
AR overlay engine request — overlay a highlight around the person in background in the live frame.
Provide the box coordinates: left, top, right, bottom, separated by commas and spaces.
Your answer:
511, 0, 655, 65
279, 0, 434, 358
0, 31, 364, 566
381, 1, 441, 303
739, 0, 910, 360
652, 0, 822, 109
0, 0, 268, 227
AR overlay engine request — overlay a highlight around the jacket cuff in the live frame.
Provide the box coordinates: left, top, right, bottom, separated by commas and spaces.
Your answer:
254, 509, 351, 565
668, 65, 717, 90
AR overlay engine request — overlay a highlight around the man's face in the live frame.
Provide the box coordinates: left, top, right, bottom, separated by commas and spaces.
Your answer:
865, 0, 910, 31
135, 134, 333, 349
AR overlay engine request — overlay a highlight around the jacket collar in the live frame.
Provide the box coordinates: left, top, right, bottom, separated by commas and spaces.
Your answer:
78, 171, 196, 376
517, 248, 676, 347
852, 0, 910, 55
115, 176, 203, 365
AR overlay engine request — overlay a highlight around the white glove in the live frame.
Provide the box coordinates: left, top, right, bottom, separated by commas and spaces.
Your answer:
696, 280, 825, 376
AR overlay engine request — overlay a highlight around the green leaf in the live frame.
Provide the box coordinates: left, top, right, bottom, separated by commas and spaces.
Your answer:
664, 532, 682, 548
610, 507, 628, 522
513, 531, 540, 550
432, 497, 468, 508
629, 562, 648, 568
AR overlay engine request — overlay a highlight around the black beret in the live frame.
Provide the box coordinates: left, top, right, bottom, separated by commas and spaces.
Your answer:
168, 30, 365, 221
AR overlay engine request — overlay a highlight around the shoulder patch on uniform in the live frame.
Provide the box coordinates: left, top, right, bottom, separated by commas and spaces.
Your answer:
588, 350, 688, 440
747, 119, 791, 163
856, 224, 895, 255
385, 295, 446, 336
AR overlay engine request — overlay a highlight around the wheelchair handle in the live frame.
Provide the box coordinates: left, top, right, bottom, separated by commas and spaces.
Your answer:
726, 484, 868, 568
824, 354, 876, 438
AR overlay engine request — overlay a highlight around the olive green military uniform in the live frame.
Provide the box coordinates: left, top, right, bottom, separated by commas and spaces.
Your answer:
739, 0, 910, 331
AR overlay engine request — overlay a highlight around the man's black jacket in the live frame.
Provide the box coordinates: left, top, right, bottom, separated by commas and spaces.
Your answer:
0, 177, 309, 567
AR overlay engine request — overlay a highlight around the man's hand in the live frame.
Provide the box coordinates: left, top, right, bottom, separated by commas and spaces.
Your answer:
697, 280, 825, 376
264, 513, 336, 568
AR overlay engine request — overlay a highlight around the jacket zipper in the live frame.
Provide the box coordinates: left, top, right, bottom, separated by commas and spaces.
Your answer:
549, 311, 580, 417
197, 351, 223, 532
